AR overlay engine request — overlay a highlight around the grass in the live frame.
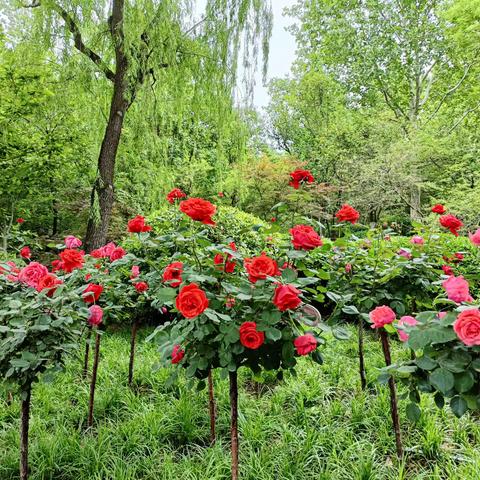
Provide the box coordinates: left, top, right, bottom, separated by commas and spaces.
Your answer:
1, 326, 480, 480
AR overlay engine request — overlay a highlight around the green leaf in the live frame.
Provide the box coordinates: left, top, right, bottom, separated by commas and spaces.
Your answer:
341, 305, 359, 315
416, 355, 437, 371
406, 402, 421, 423
450, 396, 468, 418
454, 371, 475, 393
265, 327, 282, 341
429, 368, 455, 394
281, 268, 297, 282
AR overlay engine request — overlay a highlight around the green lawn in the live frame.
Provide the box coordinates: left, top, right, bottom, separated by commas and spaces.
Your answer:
1, 326, 479, 480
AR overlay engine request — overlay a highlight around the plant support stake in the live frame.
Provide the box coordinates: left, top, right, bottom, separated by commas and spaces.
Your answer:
82, 325, 92, 379
208, 369, 216, 444
87, 331, 101, 428
230, 371, 239, 480
358, 319, 367, 390
20, 384, 32, 480
128, 320, 139, 386
379, 329, 403, 458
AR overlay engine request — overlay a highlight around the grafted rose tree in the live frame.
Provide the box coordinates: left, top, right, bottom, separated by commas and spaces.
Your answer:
0, 254, 87, 480
387, 275, 480, 420
145, 194, 329, 479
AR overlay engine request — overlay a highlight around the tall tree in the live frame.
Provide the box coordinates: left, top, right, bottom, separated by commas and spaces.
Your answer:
21, 0, 272, 250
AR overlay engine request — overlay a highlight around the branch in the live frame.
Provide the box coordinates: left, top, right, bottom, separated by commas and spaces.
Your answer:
50, 2, 115, 82
445, 102, 480, 135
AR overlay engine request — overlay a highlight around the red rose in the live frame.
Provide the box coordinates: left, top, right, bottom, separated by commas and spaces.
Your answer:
176, 283, 209, 318
20, 246, 31, 259
90, 249, 104, 259
294, 334, 317, 356
179, 198, 216, 225
218, 192, 224, 198
83, 284, 103, 303
18, 262, 49, 288
239, 322, 265, 349
60, 249, 85, 273
36, 274, 62, 297
273, 284, 302, 311
442, 265, 454, 276
214, 242, 237, 273
289, 169, 314, 189
289, 225, 322, 250
431, 204, 446, 214
439, 214, 463, 236
163, 261, 183, 287
271, 217, 276, 223
134, 281, 149, 293
171, 344, 185, 364
16, 218, 25, 224
110, 246, 126, 262
127, 215, 152, 233
166, 188, 187, 204
335, 204, 360, 224
455, 252, 464, 261
244, 253, 280, 283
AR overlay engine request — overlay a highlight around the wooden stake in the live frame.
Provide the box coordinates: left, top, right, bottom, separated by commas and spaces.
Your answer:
379, 329, 403, 458
208, 369, 216, 444
87, 331, 101, 428
229, 371, 239, 480
358, 319, 367, 390
128, 321, 139, 386
82, 325, 92, 379
20, 384, 31, 480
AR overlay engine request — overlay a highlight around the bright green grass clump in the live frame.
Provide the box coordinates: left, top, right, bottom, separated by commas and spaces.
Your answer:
1, 327, 479, 480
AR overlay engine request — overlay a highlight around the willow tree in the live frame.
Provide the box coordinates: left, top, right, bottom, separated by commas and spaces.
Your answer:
23, 0, 272, 250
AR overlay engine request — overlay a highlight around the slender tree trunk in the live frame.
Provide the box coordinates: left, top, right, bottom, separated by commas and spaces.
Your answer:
379, 330, 403, 458
87, 331, 101, 428
128, 321, 139, 387
208, 369, 216, 444
84, 0, 129, 251
20, 384, 32, 480
82, 325, 92, 379
229, 371, 239, 480
358, 319, 367, 391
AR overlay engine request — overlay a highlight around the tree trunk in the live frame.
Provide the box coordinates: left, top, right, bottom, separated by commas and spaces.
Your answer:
208, 369, 216, 444
87, 331, 101, 428
128, 321, 139, 386
358, 320, 367, 391
84, 0, 129, 251
82, 325, 92, 379
379, 330, 403, 458
20, 384, 32, 480
410, 184, 422, 221
230, 371, 239, 480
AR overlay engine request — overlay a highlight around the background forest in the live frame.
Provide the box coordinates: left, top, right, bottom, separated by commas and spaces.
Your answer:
1, 0, 480, 246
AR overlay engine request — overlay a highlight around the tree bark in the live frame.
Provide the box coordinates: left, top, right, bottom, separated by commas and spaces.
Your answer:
379, 330, 403, 458
358, 319, 367, 391
84, 0, 129, 251
20, 384, 32, 480
87, 331, 101, 428
208, 369, 216, 444
82, 325, 92, 379
230, 371, 239, 480
128, 321, 139, 386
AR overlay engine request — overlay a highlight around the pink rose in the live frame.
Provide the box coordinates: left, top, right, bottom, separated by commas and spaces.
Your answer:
398, 248, 412, 260
88, 305, 103, 326
18, 262, 49, 288
397, 315, 418, 342
101, 242, 116, 257
453, 309, 480, 346
369, 305, 396, 329
294, 334, 317, 356
469, 229, 480, 247
130, 265, 140, 279
345, 263, 352, 273
437, 312, 447, 320
442, 275, 473, 303
64, 235, 83, 249
410, 236, 424, 245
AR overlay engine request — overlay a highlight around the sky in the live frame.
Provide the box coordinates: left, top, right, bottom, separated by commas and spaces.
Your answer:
252, 0, 297, 109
